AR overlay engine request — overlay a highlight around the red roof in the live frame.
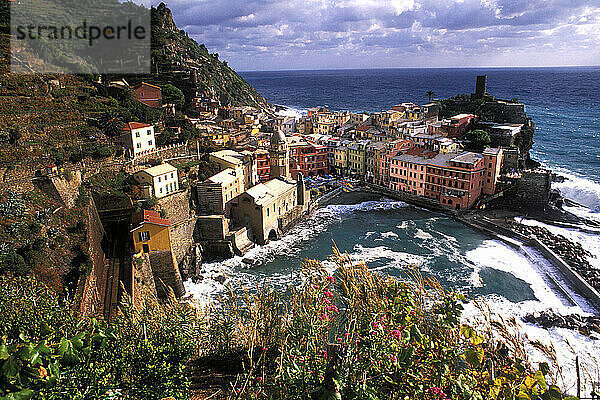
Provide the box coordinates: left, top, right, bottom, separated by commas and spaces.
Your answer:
403, 147, 438, 159
131, 210, 170, 228
122, 122, 152, 131
356, 125, 370, 131
133, 82, 162, 90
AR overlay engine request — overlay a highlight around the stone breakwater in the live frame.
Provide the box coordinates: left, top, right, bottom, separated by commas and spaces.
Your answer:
523, 310, 600, 338
512, 223, 600, 291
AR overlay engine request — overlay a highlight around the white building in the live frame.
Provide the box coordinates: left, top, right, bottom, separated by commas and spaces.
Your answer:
119, 122, 156, 158
133, 163, 179, 199
281, 116, 297, 134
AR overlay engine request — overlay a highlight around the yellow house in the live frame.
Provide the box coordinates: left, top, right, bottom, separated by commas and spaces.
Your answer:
333, 146, 348, 175
347, 141, 369, 176
130, 210, 172, 254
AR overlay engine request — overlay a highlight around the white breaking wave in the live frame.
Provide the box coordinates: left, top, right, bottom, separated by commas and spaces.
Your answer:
327, 200, 409, 214
276, 106, 305, 118
185, 199, 408, 303
552, 170, 600, 214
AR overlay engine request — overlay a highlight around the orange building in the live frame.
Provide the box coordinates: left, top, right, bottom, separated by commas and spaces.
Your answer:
133, 83, 162, 108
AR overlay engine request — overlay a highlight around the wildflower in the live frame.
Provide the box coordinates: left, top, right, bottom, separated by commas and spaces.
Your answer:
257, 376, 263, 382
410, 310, 416, 317
390, 355, 397, 363
262, 347, 267, 352
427, 386, 448, 399
344, 332, 351, 338
320, 313, 329, 321
391, 329, 402, 339
319, 374, 324, 380
323, 297, 331, 304
326, 276, 335, 283
39, 366, 48, 378
321, 350, 328, 359
324, 289, 334, 298
372, 321, 379, 329
313, 284, 319, 289
326, 305, 339, 313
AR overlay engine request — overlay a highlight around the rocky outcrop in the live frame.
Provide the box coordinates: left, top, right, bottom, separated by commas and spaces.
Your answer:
512, 223, 600, 291
523, 310, 600, 338
148, 3, 268, 110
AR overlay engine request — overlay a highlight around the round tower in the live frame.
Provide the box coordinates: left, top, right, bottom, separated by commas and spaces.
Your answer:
269, 129, 290, 180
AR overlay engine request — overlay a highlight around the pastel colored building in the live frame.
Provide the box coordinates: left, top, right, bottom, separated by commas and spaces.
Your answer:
133, 163, 179, 199
119, 122, 156, 159
424, 152, 487, 209
231, 178, 308, 244
288, 135, 329, 178
130, 210, 171, 254
441, 114, 477, 138
133, 82, 162, 108
210, 149, 258, 191
196, 168, 245, 215
482, 147, 504, 195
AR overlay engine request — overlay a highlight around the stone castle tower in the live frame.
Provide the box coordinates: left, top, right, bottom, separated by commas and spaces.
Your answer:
269, 129, 290, 180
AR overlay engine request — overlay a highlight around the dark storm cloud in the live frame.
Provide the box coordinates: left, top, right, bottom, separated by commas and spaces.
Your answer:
155, 0, 600, 69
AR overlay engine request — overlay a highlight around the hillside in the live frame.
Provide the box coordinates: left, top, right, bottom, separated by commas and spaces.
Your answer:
147, 3, 268, 110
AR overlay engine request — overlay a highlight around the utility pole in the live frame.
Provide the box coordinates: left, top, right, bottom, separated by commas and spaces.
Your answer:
576, 356, 581, 399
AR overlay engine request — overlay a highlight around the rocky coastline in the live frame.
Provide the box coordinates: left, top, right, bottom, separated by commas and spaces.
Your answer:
523, 310, 600, 338
511, 223, 600, 292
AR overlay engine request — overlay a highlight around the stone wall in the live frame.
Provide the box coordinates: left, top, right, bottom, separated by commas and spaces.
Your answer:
502, 169, 552, 211
148, 251, 186, 298
131, 253, 159, 308
170, 218, 196, 266
228, 227, 254, 256
78, 197, 108, 316
157, 189, 193, 225
50, 170, 82, 208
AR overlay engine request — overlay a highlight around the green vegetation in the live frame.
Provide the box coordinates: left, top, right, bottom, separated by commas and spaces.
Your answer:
0, 275, 196, 400
465, 129, 491, 152
162, 84, 185, 108
0, 250, 579, 399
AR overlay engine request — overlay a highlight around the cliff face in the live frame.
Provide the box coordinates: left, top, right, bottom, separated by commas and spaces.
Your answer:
149, 3, 268, 110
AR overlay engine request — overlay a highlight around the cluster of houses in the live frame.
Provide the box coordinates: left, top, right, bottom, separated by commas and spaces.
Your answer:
114, 76, 526, 259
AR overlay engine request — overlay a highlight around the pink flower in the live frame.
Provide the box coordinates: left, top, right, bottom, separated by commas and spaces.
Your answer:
321, 350, 328, 359
427, 386, 448, 400
320, 313, 329, 321
326, 305, 339, 313
257, 376, 263, 382
323, 297, 331, 304
344, 332, 351, 338
410, 310, 416, 317
324, 289, 334, 298
312, 284, 319, 289
390, 355, 397, 363
391, 329, 402, 339
372, 321, 380, 329
326, 276, 335, 283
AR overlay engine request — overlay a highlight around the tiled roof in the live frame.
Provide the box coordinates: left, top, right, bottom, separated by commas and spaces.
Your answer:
140, 163, 177, 177
122, 122, 152, 131
131, 210, 170, 229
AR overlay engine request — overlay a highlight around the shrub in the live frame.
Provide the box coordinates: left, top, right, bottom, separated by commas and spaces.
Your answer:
0, 276, 197, 400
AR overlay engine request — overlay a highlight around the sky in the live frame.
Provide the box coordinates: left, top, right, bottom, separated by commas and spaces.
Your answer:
154, 0, 600, 71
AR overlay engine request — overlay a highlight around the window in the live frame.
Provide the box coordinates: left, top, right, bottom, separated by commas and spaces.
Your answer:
138, 231, 150, 241
135, 132, 140, 138
158, 177, 161, 182
148, 140, 153, 146
147, 130, 152, 135
159, 187, 163, 194
136, 143, 141, 148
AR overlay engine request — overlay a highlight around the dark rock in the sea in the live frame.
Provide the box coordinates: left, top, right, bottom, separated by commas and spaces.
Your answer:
552, 174, 568, 183
523, 310, 600, 337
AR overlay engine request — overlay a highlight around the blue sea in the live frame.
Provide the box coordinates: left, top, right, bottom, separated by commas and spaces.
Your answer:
187, 68, 600, 393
